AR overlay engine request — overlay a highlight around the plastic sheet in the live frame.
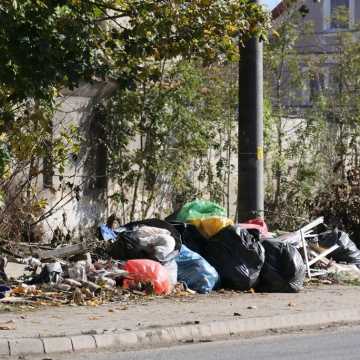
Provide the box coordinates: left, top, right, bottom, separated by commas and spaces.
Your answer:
123, 259, 171, 295
176, 245, 219, 294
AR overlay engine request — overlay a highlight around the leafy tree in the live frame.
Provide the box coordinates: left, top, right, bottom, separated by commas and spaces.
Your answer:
0, 0, 270, 121
263, 11, 310, 227
0, 0, 270, 239
264, 7, 360, 236
104, 60, 238, 222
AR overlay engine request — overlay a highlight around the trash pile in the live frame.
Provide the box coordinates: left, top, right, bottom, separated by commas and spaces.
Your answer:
1, 200, 360, 308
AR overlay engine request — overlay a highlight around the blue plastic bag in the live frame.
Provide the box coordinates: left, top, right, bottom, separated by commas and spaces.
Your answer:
99, 224, 124, 242
176, 245, 219, 294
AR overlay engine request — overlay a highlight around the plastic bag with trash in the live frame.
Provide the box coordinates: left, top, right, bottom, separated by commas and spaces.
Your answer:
201, 225, 265, 291
99, 224, 122, 242
239, 218, 271, 239
123, 259, 171, 295
108, 219, 181, 263
256, 239, 306, 293
190, 217, 234, 238
132, 226, 176, 261
169, 222, 206, 255
176, 245, 219, 293
176, 200, 226, 223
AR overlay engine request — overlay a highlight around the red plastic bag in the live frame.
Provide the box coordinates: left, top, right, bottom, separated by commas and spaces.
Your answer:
240, 218, 270, 238
123, 259, 171, 295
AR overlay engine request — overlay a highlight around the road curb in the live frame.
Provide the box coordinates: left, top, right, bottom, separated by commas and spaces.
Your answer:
2, 309, 360, 356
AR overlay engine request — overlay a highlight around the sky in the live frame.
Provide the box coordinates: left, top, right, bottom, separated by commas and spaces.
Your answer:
263, 0, 282, 10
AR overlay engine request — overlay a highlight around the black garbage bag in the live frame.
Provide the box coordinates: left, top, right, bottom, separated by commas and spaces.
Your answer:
200, 225, 265, 291
256, 240, 305, 293
318, 229, 360, 267
168, 221, 206, 255
108, 219, 181, 263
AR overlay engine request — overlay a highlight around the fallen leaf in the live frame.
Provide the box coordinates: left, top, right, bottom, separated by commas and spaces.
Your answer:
247, 306, 257, 310
233, 312, 241, 316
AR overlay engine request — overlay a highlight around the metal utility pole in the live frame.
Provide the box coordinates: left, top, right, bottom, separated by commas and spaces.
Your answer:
237, 0, 264, 222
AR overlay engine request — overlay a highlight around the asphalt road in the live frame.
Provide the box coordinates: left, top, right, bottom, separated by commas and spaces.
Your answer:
32, 326, 360, 360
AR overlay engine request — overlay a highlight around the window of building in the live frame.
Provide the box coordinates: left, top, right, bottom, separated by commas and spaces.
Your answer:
309, 72, 325, 102
331, 0, 349, 29
324, 0, 354, 30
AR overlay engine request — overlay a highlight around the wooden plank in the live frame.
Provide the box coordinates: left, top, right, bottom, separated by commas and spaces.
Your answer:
308, 244, 340, 266
37, 242, 88, 259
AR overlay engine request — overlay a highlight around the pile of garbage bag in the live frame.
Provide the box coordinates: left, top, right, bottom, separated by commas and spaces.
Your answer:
1, 199, 360, 309
101, 200, 304, 293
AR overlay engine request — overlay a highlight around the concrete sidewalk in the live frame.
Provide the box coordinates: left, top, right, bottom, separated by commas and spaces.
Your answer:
0, 285, 359, 357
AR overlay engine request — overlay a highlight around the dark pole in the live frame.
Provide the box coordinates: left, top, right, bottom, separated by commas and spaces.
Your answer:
237, 0, 264, 222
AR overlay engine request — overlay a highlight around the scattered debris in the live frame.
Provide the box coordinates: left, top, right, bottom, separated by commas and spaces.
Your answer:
0, 200, 359, 312
37, 242, 88, 260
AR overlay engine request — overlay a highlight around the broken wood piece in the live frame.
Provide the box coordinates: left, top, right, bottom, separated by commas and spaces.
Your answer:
308, 244, 340, 266
308, 250, 330, 266
37, 242, 88, 260
64, 278, 82, 288
81, 280, 101, 294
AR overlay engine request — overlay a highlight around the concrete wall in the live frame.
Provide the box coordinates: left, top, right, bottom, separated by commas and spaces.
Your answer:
38, 81, 117, 242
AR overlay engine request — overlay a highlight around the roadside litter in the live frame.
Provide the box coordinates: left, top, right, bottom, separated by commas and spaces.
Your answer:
123, 259, 171, 295
0, 199, 359, 310
197, 225, 265, 291
176, 244, 219, 294
256, 240, 305, 293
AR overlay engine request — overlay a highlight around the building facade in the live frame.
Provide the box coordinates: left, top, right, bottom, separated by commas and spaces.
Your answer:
272, 0, 360, 107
